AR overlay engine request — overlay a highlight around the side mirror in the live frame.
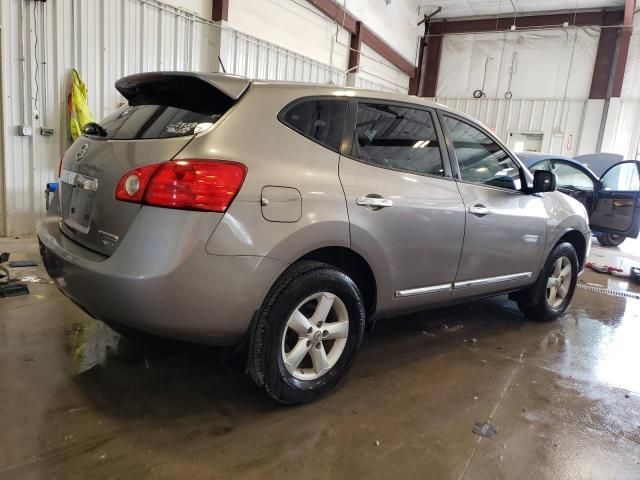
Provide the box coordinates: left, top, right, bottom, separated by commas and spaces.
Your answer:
532, 170, 556, 193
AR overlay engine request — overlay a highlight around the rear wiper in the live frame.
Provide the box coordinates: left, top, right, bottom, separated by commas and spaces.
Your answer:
82, 122, 108, 137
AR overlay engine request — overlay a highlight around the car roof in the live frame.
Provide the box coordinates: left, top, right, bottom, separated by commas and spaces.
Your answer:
573, 153, 625, 177
251, 79, 442, 107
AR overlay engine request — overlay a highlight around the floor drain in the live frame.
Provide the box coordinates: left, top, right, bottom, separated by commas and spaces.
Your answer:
577, 284, 640, 300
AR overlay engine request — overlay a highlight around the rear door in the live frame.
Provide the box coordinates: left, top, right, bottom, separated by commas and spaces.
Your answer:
590, 161, 640, 238
58, 72, 249, 256
339, 100, 465, 315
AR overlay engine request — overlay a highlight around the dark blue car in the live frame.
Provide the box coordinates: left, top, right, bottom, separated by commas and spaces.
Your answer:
518, 152, 640, 247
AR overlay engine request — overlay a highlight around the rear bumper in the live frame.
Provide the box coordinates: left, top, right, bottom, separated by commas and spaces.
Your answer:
37, 209, 288, 345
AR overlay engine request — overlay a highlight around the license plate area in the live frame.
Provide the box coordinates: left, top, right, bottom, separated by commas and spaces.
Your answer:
60, 169, 99, 234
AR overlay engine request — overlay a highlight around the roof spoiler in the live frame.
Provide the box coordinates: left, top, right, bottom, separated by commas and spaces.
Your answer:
115, 72, 251, 116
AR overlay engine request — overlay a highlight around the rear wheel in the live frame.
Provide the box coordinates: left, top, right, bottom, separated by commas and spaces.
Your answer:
597, 233, 626, 247
248, 261, 365, 405
516, 242, 578, 322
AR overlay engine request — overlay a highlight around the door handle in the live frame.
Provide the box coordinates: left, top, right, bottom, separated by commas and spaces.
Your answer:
468, 205, 491, 216
356, 196, 393, 209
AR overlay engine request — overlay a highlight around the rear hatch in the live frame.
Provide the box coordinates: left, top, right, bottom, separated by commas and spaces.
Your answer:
58, 72, 250, 256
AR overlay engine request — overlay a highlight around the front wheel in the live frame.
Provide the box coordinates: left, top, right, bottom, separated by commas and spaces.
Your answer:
597, 233, 626, 247
248, 261, 365, 404
516, 242, 578, 322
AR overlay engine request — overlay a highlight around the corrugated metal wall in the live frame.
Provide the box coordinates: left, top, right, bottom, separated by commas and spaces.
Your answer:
602, 98, 640, 159
436, 98, 589, 157
219, 28, 346, 85
0, 0, 349, 235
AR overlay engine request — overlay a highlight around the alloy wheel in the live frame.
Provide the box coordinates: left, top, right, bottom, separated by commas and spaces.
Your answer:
281, 292, 349, 381
546, 256, 572, 308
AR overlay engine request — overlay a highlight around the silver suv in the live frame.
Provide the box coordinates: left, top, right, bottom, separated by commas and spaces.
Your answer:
39, 72, 591, 404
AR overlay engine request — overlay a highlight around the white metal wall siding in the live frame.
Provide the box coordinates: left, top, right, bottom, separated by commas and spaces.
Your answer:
219, 28, 346, 85
602, 98, 640, 159
354, 76, 387, 92
0, 0, 346, 235
436, 98, 588, 157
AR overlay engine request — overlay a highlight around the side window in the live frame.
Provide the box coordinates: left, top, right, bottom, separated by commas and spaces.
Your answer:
601, 163, 640, 191
443, 115, 522, 190
281, 100, 347, 152
550, 161, 594, 191
351, 103, 445, 177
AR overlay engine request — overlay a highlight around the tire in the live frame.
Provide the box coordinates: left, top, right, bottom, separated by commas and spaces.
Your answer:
248, 261, 365, 405
597, 233, 626, 247
516, 242, 579, 322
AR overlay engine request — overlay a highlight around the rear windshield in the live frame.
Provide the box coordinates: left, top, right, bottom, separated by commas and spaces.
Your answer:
86, 104, 217, 140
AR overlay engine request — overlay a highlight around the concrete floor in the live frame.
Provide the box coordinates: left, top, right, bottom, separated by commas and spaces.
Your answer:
1, 236, 639, 480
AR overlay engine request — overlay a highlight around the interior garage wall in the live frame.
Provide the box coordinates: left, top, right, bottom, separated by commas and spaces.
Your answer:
436, 97, 588, 157
341, 0, 419, 63
357, 43, 411, 92
602, 11, 640, 159
0, 0, 349, 235
0, 26, 5, 235
218, 26, 346, 84
225, 0, 416, 92
162, 0, 213, 19
435, 27, 602, 158
225, 0, 351, 73
436, 28, 599, 99
435, 21, 640, 160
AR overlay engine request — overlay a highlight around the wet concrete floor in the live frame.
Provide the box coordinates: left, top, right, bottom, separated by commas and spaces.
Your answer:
1, 236, 639, 479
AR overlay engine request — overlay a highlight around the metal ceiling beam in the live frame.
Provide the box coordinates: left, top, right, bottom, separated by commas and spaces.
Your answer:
611, 0, 635, 97
414, 9, 626, 98
427, 10, 623, 34
348, 21, 362, 75
307, 0, 416, 77
212, 0, 229, 21
590, 10, 623, 99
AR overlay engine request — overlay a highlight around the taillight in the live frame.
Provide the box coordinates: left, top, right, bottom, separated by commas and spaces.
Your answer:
115, 160, 247, 213
58, 153, 64, 177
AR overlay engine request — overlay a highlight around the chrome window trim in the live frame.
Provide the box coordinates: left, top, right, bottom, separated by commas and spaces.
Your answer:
395, 283, 452, 298
454, 272, 532, 289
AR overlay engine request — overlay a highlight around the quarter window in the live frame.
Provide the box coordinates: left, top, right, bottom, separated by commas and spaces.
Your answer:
281, 100, 347, 152
443, 116, 521, 190
351, 103, 445, 177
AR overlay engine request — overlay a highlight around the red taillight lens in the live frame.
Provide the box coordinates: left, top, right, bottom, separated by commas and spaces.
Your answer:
115, 163, 162, 203
115, 160, 247, 213
58, 153, 64, 178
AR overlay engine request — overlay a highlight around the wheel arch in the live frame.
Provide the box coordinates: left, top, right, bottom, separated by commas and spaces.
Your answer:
555, 230, 588, 270
296, 246, 378, 320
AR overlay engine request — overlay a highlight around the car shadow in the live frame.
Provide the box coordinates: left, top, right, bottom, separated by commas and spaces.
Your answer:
63, 295, 527, 417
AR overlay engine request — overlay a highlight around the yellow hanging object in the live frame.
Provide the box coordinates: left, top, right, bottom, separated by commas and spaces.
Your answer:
68, 69, 94, 141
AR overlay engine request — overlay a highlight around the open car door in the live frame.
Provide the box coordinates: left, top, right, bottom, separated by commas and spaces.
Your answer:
526, 158, 598, 214
590, 161, 640, 238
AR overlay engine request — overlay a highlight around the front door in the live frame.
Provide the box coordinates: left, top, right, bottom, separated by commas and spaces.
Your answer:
439, 114, 547, 299
591, 161, 640, 238
339, 101, 466, 317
